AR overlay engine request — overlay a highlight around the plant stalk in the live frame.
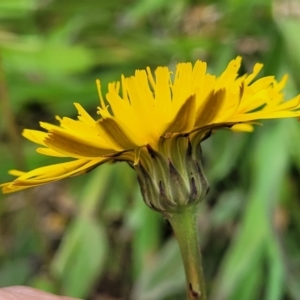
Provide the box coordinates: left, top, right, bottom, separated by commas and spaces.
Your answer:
165, 205, 206, 300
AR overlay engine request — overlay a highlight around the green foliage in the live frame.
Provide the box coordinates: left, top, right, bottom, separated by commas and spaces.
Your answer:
1, 0, 300, 299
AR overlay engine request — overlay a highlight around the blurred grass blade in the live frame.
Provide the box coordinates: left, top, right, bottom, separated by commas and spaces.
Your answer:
211, 120, 290, 300
51, 216, 108, 298
131, 238, 185, 300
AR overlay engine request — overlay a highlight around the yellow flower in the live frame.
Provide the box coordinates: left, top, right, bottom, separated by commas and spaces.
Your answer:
1, 56, 300, 201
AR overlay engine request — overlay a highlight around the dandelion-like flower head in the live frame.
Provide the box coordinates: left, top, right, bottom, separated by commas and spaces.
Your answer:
2, 56, 300, 196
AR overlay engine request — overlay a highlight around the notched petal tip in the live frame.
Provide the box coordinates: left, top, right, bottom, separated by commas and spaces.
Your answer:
22, 129, 48, 146
73, 103, 96, 125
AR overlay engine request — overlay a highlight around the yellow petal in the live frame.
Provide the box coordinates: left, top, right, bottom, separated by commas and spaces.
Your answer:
244, 63, 263, 85
36, 147, 68, 157
97, 117, 146, 149
196, 89, 226, 127
231, 123, 254, 132
44, 130, 119, 158
9, 170, 26, 176
163, 94, 196, 136
74, 102, 96, 125
215, 57, 241, 90
23, 129, 48, 146
1, 158, 106, 193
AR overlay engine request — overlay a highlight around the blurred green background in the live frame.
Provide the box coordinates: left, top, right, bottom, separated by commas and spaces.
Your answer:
1, 0, 300, 299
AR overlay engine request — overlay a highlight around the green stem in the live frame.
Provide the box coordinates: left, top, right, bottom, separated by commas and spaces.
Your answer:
165, 205, 206, 300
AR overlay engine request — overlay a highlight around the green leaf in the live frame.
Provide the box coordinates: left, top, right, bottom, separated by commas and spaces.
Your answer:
0, 258, 32, 287
131, 238, 185, 300
2, 37, 93, 77
51, 216, 108, 298
0, 0, 38, 18
127, 192, 162, 277
277, 18, 300, 72
211, 120, 290, 300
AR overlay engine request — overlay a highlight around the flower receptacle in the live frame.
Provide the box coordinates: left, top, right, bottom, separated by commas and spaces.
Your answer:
134, 136, 209, 214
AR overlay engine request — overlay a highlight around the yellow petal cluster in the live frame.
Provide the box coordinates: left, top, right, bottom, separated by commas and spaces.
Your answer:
2, 56, 300, 193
